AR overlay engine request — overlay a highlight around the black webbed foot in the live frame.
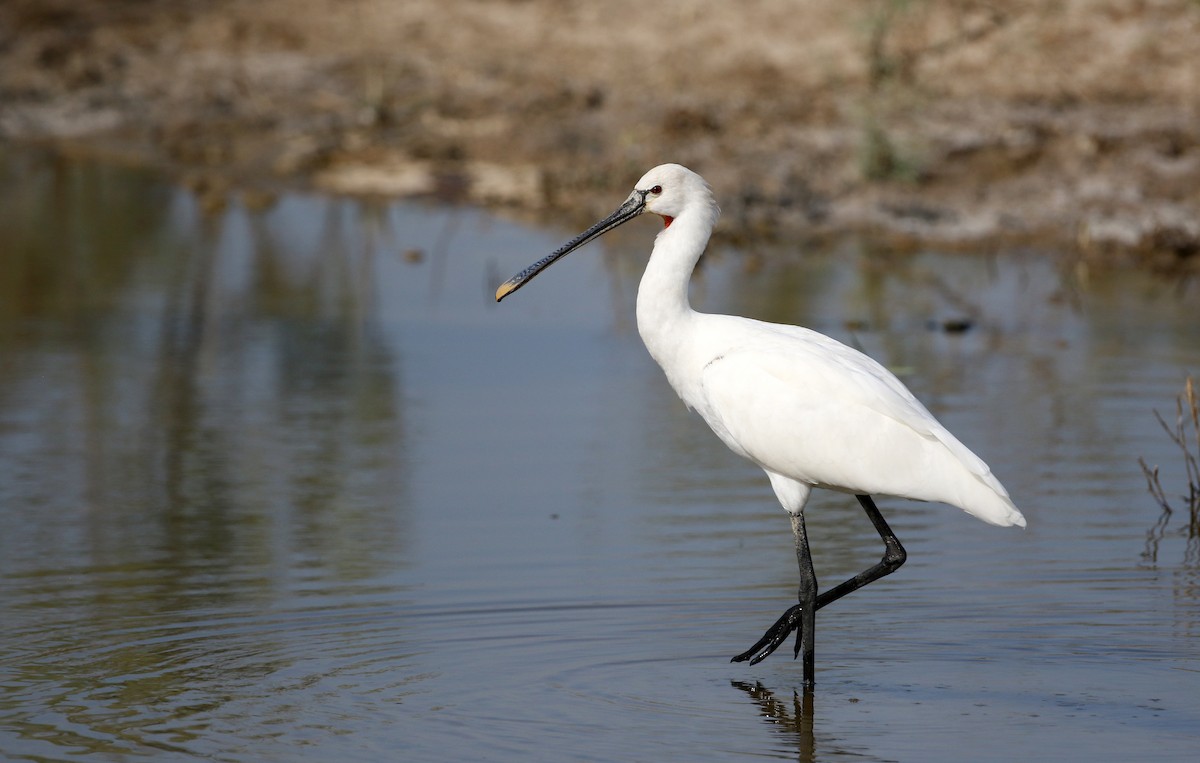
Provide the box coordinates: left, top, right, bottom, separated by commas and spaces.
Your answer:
730, 603, 805, 665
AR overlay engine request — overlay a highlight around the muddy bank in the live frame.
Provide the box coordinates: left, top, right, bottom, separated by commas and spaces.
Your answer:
2, 0, 1198, 269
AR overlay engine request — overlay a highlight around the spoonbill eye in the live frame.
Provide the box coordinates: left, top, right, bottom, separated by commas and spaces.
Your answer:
650, 185, 663, 195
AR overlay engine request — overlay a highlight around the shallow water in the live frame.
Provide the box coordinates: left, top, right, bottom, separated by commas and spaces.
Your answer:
1, 150, 1198, 762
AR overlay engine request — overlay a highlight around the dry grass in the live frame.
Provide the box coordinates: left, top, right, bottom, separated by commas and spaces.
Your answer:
1140, 376, 1200, 562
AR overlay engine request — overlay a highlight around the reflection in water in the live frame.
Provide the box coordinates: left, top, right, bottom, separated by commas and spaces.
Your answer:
1, 147, 1199, 762
0, 150, 412, 755
1154, 509, 1200, 573
0, 151, 407, 578
731, 681, 814, 762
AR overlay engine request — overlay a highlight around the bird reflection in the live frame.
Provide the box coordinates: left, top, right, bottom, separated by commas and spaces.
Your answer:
730, 680, 814, 762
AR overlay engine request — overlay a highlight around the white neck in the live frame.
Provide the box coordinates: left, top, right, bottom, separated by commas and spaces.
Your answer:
635, 203, 718, 376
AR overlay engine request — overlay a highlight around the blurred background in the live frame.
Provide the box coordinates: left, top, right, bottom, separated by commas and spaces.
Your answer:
2, 0, 1198, 265
1, 3, 1198, 762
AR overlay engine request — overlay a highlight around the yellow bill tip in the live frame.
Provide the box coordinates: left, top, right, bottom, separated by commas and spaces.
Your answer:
495, 280, 517, 302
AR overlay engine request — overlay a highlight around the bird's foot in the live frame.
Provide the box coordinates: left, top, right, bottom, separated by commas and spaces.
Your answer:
730, 603, 805, 665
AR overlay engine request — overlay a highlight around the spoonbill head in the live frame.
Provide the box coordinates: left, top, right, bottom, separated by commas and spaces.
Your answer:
495, 163, 715, 301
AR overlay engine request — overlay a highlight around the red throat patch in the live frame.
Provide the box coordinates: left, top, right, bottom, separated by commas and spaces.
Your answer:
661, 215, 674, 229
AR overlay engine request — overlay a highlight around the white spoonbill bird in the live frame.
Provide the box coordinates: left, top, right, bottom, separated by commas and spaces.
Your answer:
495, 164, 1025, 687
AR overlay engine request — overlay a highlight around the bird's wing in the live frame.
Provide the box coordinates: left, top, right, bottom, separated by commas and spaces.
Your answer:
695, 320, 998, 486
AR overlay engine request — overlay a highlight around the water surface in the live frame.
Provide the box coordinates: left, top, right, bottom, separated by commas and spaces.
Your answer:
1, 150, 1198, 761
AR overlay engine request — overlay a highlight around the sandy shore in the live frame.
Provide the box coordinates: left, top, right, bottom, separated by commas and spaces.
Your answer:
2, 0, 1198, 268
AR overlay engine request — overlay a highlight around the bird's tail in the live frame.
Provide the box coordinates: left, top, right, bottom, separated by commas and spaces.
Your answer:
950, 469, 1026, 528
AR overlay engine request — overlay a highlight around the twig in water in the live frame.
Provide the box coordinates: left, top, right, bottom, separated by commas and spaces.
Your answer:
1139, 376, 1200, 563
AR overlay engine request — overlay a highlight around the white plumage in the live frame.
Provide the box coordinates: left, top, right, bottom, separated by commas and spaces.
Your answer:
497, 163, 1025, 686
664, 313, 1023, 526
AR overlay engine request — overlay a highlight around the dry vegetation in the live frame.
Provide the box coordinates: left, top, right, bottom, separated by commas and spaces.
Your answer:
2, 0, 1199, 265
1141, 377, 1200, 513
1141, 376, 1200, 563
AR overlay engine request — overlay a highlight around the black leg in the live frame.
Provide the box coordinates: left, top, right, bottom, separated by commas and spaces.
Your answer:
791, 513, 817, 687
816, 494, 907, 606
731, 495, 907, 680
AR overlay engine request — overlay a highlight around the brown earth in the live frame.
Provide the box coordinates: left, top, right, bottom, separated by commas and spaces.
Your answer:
2, 0, 1199, 269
